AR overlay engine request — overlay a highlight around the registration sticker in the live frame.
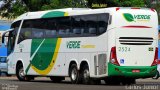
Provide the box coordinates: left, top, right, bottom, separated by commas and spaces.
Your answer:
148, 47, 153, 51
120, 59, 124, 64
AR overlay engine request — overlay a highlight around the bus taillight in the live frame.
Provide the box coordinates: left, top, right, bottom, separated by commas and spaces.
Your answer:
150, 8, 155, 12
116, 8, 120, 11
110, 47, 120, 66
151, 47, 158, 66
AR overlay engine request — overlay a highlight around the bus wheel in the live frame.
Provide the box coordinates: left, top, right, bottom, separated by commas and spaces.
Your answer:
81, 64, 91, 84
69, 64, 80, 84
50, 76, 64, 83
152, 70, 159, 79
16, 64, 32, 81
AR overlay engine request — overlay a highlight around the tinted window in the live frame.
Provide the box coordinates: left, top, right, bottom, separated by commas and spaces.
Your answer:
45, 18, 57, 38
18, 13, 109, 43
8, 21, 20, 54
71, 14, 109, 36
18, 20, 32, 43
56, 17, 71, 37
97, 14, 108, 35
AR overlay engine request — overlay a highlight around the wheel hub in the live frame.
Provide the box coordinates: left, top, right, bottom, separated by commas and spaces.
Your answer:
83, 69, 89, 79
71, 68, 77, 80
19, 68, 25, 78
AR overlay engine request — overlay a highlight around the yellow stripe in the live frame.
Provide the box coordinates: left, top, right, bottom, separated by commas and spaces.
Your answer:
64, 12, 68, 16
31, 38, 62, 75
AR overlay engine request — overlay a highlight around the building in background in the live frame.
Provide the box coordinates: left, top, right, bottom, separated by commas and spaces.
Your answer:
0, 20, 11, 76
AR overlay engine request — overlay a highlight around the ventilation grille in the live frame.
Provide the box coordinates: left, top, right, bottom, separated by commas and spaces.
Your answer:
119, 37, 153, 45
94, 54, 107, 75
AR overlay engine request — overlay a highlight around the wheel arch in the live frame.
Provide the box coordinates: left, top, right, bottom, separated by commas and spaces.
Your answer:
80, 60, 90, 71
68, 60, 79, 75
16, 60, 24, 73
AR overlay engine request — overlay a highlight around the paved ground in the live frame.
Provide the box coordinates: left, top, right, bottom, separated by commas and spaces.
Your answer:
0, 76, 160, 90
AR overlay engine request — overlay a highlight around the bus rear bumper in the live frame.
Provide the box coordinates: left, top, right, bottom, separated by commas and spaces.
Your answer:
108, 63, 157, 78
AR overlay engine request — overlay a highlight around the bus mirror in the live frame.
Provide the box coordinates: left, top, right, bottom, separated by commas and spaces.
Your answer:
2, 29, 14, 43
2, 33, 5, 43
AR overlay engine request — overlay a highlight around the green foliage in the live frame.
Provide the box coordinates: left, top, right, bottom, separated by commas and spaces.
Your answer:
117, 0, 145, 7
87, 0, 145, 8
0, 0, 28, 19
145, 0, 160, 24
1, 0, 157, 20
11, 1, 28, 18
41, 0, 86, 10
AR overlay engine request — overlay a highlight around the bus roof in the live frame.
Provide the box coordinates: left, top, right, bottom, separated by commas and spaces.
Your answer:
12, 7, 156, 23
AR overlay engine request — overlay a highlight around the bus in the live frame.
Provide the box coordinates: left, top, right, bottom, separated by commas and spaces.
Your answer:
0, 45, 7, 75
2, 7, 158, 85
0, 31, 8, 75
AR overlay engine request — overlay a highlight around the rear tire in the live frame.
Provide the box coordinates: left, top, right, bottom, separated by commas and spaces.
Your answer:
69, 64, 80, 84
81, 64, 91, 84
152, 70, 159, 79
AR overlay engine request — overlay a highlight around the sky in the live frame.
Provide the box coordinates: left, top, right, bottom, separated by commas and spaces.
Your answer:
0, 20, 11, 31
0, 1, 4, 8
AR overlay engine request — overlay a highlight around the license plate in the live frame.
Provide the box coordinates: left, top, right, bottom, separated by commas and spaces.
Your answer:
132, 70, 140, 73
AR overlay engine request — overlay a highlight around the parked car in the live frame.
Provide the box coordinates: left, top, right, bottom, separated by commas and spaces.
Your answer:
0, 56, 7, 75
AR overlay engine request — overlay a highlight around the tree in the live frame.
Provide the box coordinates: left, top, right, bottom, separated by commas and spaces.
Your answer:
86, 0, 145, 8
1, 0, 155, 19
0, 0, 86, 19
0, 0, 28, 19
41, 0, 87, 10
22, 0, 51, 11
117, 0, 145, 7
145, 0, 160, 23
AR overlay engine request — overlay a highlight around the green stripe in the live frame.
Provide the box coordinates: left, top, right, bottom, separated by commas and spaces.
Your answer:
42, 11, 65, 18
31, 39, 43, 56
25, 63, 31, 74
108, 62, 157, 78
31, 38, 58, 70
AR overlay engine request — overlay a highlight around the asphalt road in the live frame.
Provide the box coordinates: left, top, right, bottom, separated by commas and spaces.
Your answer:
0, 77, 160, 90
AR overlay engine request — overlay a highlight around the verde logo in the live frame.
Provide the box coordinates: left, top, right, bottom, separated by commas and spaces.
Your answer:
67, 41, 81, 49
123, 13, 151, 22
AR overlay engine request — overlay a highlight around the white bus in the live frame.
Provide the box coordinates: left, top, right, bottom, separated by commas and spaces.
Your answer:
2, 7, 158, 85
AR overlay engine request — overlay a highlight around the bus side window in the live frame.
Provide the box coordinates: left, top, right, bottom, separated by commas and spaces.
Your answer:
79, 14, 97, 36
73, 28, 81, 34
97, 13, 109, 35
8, 21, 20, 54
32, 29, 44, 38
99, 27, 105, 34
87, 21, 97, 35
31, 19, 45, 39
45, 19, 57, 38
45, 30, 57, 38
89, 27, 96, 34
18, 21, 32, 43
71, 16, 83, 36
59, 29, 66, 35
